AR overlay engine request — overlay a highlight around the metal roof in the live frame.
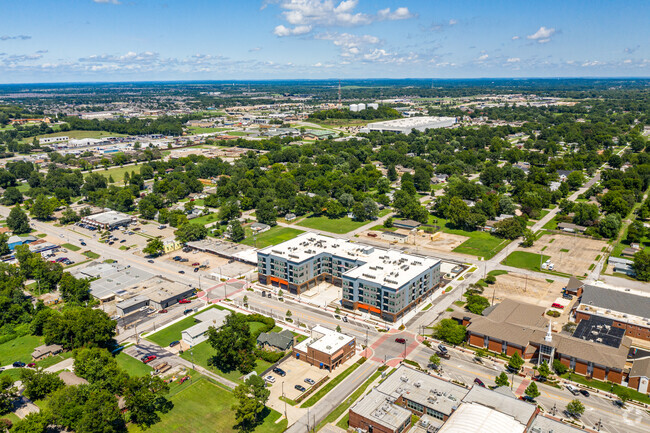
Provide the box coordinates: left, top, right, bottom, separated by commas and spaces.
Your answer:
581, 284, 650, 320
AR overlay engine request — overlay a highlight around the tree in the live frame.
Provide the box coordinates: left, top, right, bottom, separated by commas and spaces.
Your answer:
326, 200, 345, 218
552, 359, 568, 375
498, 195, 516, 215
174, 223, 208, 243
384, 217, 393, 228
465, 295, 490, 315
537, 361, 551, 378
43, 307, 116, 349
256, 199, 277, 226
387, 165, 398, 181
336, 325, 342, 333
143, 238, 165, 257
433, 319, 466, 345
9, 412, 50, 433
233, 375, 270, 432
615, 387, 632, 406
567, 171, 585, 189
19, 368, 64, 401
495, 372, 510, 387
429, 354, 441, 368
525, 381, 540, 399
59, 207, 80, 225
598, 213, 622, 238
7, 206, 30, 234
522, 229, 536, 247
229, 220, 245, 242
508, 352, 524, 371
0, 234, 9, 257
73, 347, 127, 394
566, 399, 585, 417
123, 375, 172, 428
446, 197, 470, 228
2, 186, 23, 205
76, 388, 126, 433
0, 376, 18, 415
30, 194, 56, 220
207, 312, 257, 374
572, 203, 599, 226
484, 275, 496, 284
494, 217, 525, 239
633, 250, 650, 281
627, 221, 646, 244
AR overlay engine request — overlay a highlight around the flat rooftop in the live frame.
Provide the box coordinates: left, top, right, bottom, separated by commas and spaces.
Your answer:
259, 233, 440, 289
350, 389, 411, 431
295, 325, 355, 356
77, 263, 154, 300
437, 402, 526, 433
366, 116, 456, 131
578, 284, 650, 325
85, 210, 133, 225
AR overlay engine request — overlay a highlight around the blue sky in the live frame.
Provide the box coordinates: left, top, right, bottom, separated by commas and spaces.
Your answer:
0, 0, 647, 83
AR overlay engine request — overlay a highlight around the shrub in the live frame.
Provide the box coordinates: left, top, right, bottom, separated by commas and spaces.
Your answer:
254, 349, 285, 363
546, 310, 561, 317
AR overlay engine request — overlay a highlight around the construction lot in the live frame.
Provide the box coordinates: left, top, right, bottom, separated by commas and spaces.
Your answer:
515, 233, 607, 276
361, 229, 467, 253
486, 271, 566, 307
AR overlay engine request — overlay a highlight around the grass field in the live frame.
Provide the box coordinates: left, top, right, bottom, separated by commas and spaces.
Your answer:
84, 164, 142, 185
129, 378, 287, 433
297, 215, 368, 234
146, 305, 227, 347
179, 341, 272, 384
502, 251, 550, 272
0, 335, 43, 366
29, 130, 127, 142
115, 352, 153, 377
190, 213, 221, 226
35, 351, 73, 369
427, 216, 510, 259
83, 251, 100, 259
241, 226, 304, 248
186, 126, 230, 134
61, 243, 80, 251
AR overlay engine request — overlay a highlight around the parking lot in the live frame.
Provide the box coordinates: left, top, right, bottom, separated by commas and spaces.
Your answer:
265, 357, 329, 402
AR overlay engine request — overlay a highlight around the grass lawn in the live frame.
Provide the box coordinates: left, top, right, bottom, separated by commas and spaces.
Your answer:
82, 251, 100, 259
0, 368, 22, 382
487, 270, 508, 277
428, 216, 509, 259
84, 164, 143, 185
227, 131, 251, 137
190, 213, 221, 226
129, 378, 287, 433
241, 226, 305, 248
146, 305, 226, 347
543, 217, 559, 230
502, 251, 550, 272
301, 358, 366, 408
0, 412, 21, 426
0, 335, 43, 365
115, 352, 153, 377
297, 215, 368, 234
560, 373, 650, 405
35, 351, 73, 369
186, 126, 230, 134
29, 130, 127, 142
61, 243, 80, 251
179, 341, 272, 384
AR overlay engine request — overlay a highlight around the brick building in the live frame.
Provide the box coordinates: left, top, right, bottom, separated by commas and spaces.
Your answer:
292, 325, 355, 371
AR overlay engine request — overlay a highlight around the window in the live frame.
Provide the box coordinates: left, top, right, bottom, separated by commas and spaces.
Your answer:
426, 407, 444, 420
405, 399, 423, 413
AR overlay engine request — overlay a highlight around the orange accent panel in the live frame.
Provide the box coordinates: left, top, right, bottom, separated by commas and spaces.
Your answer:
357, 302, 380, 314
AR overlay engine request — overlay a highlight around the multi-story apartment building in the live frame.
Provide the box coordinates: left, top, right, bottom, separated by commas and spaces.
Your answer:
257, 233, 442, 322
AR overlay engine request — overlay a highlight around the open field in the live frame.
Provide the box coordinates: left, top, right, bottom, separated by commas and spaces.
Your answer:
129, 378, 287, 433
29, 130, 127, 141
84, 164, 143, 184
502, 251, 550, 272
179, 341, 272, 384
297, 215, 367, 234
115, 352, 154, 377
0, 335, 43, 365
186, 126, 230, 134
241, 226, 304, 248
423, 216, 509, 259
190, 213, 221, 227
485, 272, 566, 307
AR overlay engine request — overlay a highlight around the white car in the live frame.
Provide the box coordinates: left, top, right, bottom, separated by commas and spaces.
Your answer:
265, 375, 275, 383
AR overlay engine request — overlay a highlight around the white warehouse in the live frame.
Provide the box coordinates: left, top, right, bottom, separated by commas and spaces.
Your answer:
363, 116, 457, 134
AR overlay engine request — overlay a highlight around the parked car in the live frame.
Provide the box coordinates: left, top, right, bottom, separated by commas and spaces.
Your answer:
342, 316, 348, 322
520, 395, 536, 403
194, 267, 199, 273
395, 337, 406, 344
12, 361, 25, 368
304, 378, 315, 385
180, 258, 188, 262
183, 309, 193, 315
178, 270, 185, 274
80, 242, 86, 246
272, 367, 286, 377
120, 239, 126, 243
265, 375, 275, 383
294, 385, 306, 392
580, 389, 590, 397
261, 291, 267, 297
179, 299, 191, 304
473, 378, 485, 388
158, 309, 168, 313
169, 341, 180, 347
148, 259, 155, 263
192, 262, 200, 266
565, 384, 580, 396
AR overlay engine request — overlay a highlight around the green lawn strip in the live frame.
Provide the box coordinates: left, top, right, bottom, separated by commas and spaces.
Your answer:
0, 412, 21, 426
502, 251, 550, 272
316, 367, 383, 430
35, 233, 47, 238
0, 368, 22, 382
178, 340, 272, 384
240, 226, 305, 248
190, 213, 221, 226
129, 377, 287, 433
0, 335, 44, 365
487, 270, 508, 277
82, 251, 100, 259
453, 300, 466, 307
559, 373, 650, 405
35, 351, 73, 369
369, 225, 396, 231
588, 264, 595, 270
421, 303, 432, 311
297, 216, 368, 234
301, 359, 366, 408
30, 130, 127, 141
560, 248, 570, 253
542, 218, 558, 230
115, 352, 154, 377
61, 243, 80, 251
64, 259, 91, 269
146, 305, 227, 347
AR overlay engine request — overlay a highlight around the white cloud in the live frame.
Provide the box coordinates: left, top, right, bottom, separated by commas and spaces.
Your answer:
271, 0, 413, 36
93, 0, 121, 4
448, 19, 457, 25
273, 24, 312, 36
315, 32, 379, 57
0, 35, 31, 41
506, 57, 520, 63
511, 35, 520, 40
477, 54, 489, 61
527, 26, 556, 43
248, 47, 262, 52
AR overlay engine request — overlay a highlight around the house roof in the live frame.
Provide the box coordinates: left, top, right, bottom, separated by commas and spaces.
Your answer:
393, 219, 421, 228
58, 371, 89, 386
257, 329, 294, 350
630, 357, 650, 378
581, 284, 650, 320
565, 276, 584, 293
32, 344, 62, 358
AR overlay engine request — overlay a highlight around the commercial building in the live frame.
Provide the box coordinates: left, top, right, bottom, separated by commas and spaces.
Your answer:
39, 136, 69, 145
181, 308, 230, 346
349, 365, 570, 433
78, 262, 154, 302
574, 284, 650, 342
257, 233, 442, 322
81, 210, 136, 230
362, 116, 456, 134
292, 325, 355, 371
185, 239, 258, 265
459, 299, 630, 384
115, 277, 196, 316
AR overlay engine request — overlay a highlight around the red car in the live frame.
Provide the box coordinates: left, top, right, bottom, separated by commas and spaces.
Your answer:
158, 309, 168, 313
191, 262, 200, 266
27, 363, 36, 368
395, 338, 406, 344
179, 299, 191, 304
179, 375, 190, 384
551, 303, 565, 309
142, 355, 157, 364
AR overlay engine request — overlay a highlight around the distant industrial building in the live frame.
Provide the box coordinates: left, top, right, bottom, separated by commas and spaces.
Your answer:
362, 116, 457, 134
257, 233, 441, 322
350, 102, 378, 112
292, 325, 355, 371
81, 210, 136, 230
39, 136, 69, 145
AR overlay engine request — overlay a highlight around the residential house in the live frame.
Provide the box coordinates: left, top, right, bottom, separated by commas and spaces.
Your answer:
257, 329, 295, 351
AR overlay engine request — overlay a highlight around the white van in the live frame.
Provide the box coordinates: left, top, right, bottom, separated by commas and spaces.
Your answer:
565, 384, 580, 395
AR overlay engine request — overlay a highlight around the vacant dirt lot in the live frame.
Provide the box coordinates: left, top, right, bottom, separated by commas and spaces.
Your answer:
488, 272, 565, 307
360, 230, 468, 253
516, 233, 607, 276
